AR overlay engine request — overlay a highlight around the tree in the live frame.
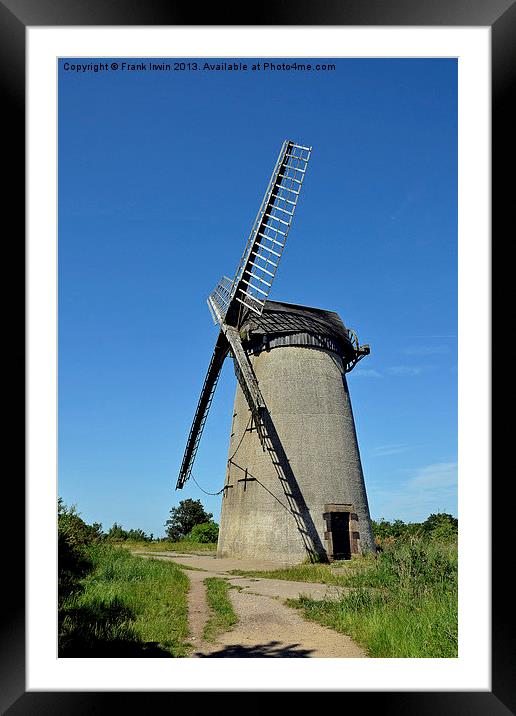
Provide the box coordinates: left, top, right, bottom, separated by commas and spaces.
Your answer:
106, 522, 128, 541
165, 499, 213, 541
422, 513, 458, 541
126, 528, 151, 542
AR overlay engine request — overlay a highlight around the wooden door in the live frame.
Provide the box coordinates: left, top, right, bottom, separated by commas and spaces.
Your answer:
331, 512, 351, 560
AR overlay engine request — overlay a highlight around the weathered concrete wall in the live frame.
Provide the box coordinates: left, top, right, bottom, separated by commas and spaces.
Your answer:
217, 344, 375, 564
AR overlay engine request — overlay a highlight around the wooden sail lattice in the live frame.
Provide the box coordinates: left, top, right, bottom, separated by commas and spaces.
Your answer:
208, 140, 312, 326
178, 139, 311, 489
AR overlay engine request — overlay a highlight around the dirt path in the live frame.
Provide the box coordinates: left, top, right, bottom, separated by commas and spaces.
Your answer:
137, 551, 366, 658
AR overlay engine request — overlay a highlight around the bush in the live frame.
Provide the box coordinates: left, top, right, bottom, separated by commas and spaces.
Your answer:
58, 499, 102, 623
422, 513, 458, 542
106, 522, 128, 541
187, 521, 219, 543
378, 535, 457, 597
105, 523, 153, 542
372, 512, 458, 549
58, 498, 104, 550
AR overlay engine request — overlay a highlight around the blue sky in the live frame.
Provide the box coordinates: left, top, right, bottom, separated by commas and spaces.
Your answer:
58, 58, 457, 537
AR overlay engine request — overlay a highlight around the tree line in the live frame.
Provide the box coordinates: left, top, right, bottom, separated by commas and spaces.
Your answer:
59, 496, 457, 549
371, 512, 458, 546
58, 497, 220, 544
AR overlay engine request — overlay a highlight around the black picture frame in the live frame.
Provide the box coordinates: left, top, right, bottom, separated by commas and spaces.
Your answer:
5, 0, 508, 712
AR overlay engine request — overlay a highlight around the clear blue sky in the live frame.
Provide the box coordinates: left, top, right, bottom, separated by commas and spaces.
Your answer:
58, 57, 457, 537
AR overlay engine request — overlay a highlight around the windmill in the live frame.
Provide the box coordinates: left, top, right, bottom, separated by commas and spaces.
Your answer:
176, 139, 375, 563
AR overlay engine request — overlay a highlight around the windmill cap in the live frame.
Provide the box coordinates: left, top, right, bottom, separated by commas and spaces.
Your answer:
239, 299, 361, 363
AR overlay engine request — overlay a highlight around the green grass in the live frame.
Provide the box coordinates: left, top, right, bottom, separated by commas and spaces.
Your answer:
119, 539, 217, 554
202, 577, 238, 643
59, 543, 190, 657
288, 587, 457, 658
229, 560, 362, 586
233, 537, 458, 658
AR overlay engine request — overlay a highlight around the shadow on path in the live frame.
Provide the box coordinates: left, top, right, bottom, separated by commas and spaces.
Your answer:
195, 639, 314, 658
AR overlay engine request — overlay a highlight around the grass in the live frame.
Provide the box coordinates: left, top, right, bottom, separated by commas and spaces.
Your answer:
118, 539, 217, 554
202, 577, 238, 643
288, 588, 457, 658
229, 560, 361, 586
59, 543, 190, 657
233, 537, 458, 658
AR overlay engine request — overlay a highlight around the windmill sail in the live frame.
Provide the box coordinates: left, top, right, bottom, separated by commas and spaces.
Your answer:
223, 325, 266, 447
207, 276, 233, 326
176, 332, 229, 489
177, 139, 311, 490
212, 140, 312, 328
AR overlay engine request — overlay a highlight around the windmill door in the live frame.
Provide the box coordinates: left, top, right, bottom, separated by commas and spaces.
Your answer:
330, 512, 351, 560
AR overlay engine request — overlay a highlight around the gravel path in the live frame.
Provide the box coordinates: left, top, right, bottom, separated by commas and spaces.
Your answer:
137, 551, 366, 658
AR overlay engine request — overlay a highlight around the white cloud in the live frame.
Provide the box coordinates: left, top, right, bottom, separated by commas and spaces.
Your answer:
410, 461, 457, 489
373, 443, 412, 457
369, 461, 458, 522
403, 345, 449, 356
386, 365, 433, 376
352, 368, 383, 378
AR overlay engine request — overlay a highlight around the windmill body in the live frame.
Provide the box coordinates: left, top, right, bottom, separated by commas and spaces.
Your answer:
218, 301, 375, 563
177, 140, 376, 563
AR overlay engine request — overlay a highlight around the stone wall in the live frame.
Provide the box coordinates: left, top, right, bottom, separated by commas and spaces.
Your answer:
217, 344, 375, 564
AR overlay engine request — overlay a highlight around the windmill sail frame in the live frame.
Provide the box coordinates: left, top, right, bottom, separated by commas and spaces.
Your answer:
209, 140, 312, 328
176, 332, 229, 489
178, 139, 312, 490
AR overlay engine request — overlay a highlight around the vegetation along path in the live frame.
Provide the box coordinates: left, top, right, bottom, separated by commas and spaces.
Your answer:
136, 551, 366, 658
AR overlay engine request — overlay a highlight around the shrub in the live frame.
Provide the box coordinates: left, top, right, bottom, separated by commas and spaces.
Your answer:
372, 512, 458, 549
422, 513, 458, 542
106, 522, 128, 541
58, 498, 104, 549
58, 499, 101, 618
187, 521, 219, 543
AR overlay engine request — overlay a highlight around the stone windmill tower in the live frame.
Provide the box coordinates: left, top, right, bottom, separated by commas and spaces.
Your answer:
176, 140, 375, 564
